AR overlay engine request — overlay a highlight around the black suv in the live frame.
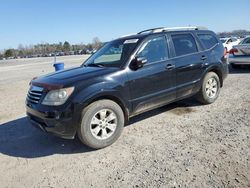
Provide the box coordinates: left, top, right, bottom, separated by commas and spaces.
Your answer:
26, 26, 228, 149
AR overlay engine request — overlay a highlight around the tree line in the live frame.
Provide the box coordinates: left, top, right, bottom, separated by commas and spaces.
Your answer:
217, 29, 250, 38
0, 37, 102, 60
1, 29, 250, 60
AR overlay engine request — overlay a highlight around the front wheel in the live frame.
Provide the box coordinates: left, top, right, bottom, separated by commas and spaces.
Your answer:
78, 99, 124, 149
196, 72, 220, 104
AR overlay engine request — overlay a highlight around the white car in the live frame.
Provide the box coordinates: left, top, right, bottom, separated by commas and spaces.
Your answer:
229, 36, 250, 68
220, 37, 240, 52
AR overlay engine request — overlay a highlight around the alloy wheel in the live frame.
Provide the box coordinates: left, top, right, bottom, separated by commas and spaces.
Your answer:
205, 77, 218, 98
90, 109, 117, 140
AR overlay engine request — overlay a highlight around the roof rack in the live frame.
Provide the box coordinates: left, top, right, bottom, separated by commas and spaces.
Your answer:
138, 26, 207, 34
138, 27, 166, 34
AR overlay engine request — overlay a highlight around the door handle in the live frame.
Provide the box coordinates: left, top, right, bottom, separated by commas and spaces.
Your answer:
201, 55, 207, 61
166, 64, 175, 70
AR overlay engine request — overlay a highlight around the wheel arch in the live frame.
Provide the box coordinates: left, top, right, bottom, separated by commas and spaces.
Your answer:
205, 66, 223, 87
82, 93, 130, 125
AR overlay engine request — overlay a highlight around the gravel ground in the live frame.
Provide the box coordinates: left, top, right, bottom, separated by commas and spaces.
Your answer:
0, 56, 249, 188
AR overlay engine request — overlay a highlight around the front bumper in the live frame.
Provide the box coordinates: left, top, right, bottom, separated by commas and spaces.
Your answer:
26, 102, 79, 139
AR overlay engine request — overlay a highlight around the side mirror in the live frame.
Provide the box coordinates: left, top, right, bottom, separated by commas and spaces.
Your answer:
130, 57, 147, 70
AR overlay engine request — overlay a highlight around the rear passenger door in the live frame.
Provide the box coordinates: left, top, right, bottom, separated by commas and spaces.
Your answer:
169, 33, 207, 98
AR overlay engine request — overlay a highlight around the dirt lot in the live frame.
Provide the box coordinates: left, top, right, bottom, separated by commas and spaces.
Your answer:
0, 56, 249, 187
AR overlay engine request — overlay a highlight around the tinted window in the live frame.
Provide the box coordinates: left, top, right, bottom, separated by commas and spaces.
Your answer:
198, 34, 218, 49
172, 34, 198, 56
137, 36, 168, 64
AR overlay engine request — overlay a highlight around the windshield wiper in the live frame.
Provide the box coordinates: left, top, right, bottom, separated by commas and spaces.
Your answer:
83, 63, 105, 67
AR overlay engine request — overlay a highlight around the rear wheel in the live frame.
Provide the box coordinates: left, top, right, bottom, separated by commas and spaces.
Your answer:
78, 99, 124, 149
196, 72, 220, 104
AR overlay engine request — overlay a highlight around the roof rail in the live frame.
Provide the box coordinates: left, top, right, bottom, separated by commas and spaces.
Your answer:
137, 27, 165, 34
138, 26, 207, 34
162, 26, 207, 31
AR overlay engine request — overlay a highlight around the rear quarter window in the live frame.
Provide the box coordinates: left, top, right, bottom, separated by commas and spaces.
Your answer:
171, 34, 198, 56
198, 34, 218, 49
241, 38, 250, 44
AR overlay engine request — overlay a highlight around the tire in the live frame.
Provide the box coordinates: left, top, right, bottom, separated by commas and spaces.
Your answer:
78, 99, 124, 149
196, 72, 220, 104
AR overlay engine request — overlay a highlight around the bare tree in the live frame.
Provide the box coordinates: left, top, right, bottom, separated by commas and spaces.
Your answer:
4, 49, 14, 58
63, 41, 71, 52
92, 37, 102, 50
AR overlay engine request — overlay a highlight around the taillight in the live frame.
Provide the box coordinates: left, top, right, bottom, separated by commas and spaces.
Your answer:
224, 48, 228, 58
229, 48, 238, 55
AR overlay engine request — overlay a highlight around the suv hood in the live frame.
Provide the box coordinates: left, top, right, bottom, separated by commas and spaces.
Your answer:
32, 66, 118, 87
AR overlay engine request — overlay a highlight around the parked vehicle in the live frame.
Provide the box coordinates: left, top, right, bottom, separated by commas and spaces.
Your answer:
229, 36, 250, 68
220, 37, 240, 52
55, 52, 65, 56
26, 26, 228, 149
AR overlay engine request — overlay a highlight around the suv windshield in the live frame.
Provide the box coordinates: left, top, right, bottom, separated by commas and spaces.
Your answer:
83, 38, 139, 68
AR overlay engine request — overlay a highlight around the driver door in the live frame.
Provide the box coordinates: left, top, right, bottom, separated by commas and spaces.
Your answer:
127, 35, 176, 115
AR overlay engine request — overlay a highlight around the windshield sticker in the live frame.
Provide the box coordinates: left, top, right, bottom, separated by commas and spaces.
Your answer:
124, 39, 139, 44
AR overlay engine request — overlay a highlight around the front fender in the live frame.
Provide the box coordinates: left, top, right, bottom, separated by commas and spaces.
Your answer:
72, 81, 131, 117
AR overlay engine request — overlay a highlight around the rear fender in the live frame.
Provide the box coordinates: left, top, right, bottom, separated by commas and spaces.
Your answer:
201, 64, 224, 87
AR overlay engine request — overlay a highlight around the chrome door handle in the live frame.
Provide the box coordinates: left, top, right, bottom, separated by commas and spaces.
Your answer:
201, 55, 207, 61
166, 64, 175, 70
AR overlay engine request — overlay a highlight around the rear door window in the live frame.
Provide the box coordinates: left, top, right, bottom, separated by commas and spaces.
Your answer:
197, 34, 218, 49
171, 34, 198, 56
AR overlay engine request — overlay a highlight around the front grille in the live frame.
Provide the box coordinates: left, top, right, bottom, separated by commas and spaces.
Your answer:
27, 85, 43, 104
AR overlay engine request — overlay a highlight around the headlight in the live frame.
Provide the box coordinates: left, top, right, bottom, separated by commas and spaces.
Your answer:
42, 87, 74, 106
